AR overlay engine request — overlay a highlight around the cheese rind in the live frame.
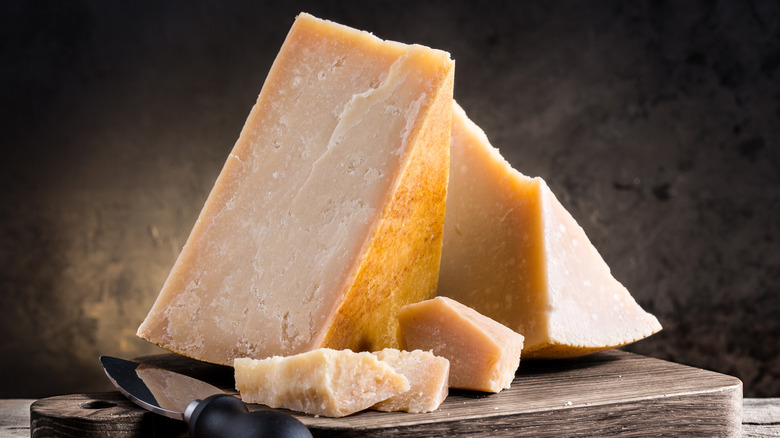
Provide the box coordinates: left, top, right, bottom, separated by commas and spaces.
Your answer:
398, 297, 524, 393
136, 13, 454, 365
371, 349, 449, 413
318, 45, 454, 353
438, 102, 661, 358
234, 349, 410, 418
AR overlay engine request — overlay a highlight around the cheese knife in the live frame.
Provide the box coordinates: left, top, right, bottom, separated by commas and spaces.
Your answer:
99, 356, 312, 438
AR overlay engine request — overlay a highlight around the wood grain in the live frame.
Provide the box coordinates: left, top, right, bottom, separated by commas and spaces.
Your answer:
29, 393, 186, 438
0, 400, 34, 438
30, 350, 742, 437
742, 398, 780, 438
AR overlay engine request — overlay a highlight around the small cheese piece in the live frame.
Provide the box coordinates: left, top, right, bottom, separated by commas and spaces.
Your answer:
137, 13, 454, 365
234, 349, 410, 418
371, 349, 449, 413
438, 102, 661, 358
398, 296, 523, 393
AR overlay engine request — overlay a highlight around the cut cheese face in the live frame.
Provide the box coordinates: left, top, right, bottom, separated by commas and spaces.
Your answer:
438, 102, 661, 358
137, 13, 454, 365
371, 349, 449, 413
234, 349, 410, 417
398, 297, 524, 393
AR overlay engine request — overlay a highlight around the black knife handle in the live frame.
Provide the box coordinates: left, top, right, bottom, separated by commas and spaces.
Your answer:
186, 394, 312, 438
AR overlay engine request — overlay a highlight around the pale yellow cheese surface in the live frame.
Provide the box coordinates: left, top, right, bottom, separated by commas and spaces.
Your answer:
371, 349, 449, 413
137, 13, 454, 365
398, 296, 524, 393
438, 102, 662, 358
234, 349, 410, 417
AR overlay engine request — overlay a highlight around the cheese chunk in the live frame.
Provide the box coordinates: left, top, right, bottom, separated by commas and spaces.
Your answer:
234, 349, 410, 417
371, 349, 449, 413
438, 102, 661, 358
398, 296, 523, 393
137, 13, 454, 365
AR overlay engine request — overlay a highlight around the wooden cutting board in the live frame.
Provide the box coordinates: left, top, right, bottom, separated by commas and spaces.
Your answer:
30, 350, 742, 437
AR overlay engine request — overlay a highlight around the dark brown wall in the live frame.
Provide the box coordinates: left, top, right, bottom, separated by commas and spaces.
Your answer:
2, 0, 778, 398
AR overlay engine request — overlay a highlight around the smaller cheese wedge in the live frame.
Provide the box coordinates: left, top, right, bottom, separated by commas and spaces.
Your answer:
371, 349, 449, 413
438, 102, 661, 358
234, 349, 410, 418
398, 296, 523, 393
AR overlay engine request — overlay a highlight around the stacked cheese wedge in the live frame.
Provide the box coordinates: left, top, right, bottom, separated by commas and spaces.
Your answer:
441, 103, 661, 358
137, 12, 661, 417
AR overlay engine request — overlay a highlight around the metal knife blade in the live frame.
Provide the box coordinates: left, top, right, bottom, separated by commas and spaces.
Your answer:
100, 355, 224, 419
99, 356, 312, 438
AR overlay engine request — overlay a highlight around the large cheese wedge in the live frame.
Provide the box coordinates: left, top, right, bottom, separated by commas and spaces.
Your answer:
398, 296, 524, 393
137, 13, 454, 365
437, 102, 661, 358
234, 349, 410, 417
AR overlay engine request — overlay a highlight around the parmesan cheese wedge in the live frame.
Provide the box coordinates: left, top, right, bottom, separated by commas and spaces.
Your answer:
137, 13, 454, 365
398, 296, 524, 393
371, 349, 449, 413
438, 102, 661, 358
234, 349, 410, 418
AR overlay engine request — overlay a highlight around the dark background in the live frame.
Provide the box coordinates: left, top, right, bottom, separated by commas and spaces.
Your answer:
2, 0, 778, 398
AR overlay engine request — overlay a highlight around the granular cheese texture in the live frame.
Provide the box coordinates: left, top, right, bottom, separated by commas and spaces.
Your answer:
371, 349, 449, 413
438, 102, 661, 358
137, 13, 454, 365
234, 349, 410, 417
